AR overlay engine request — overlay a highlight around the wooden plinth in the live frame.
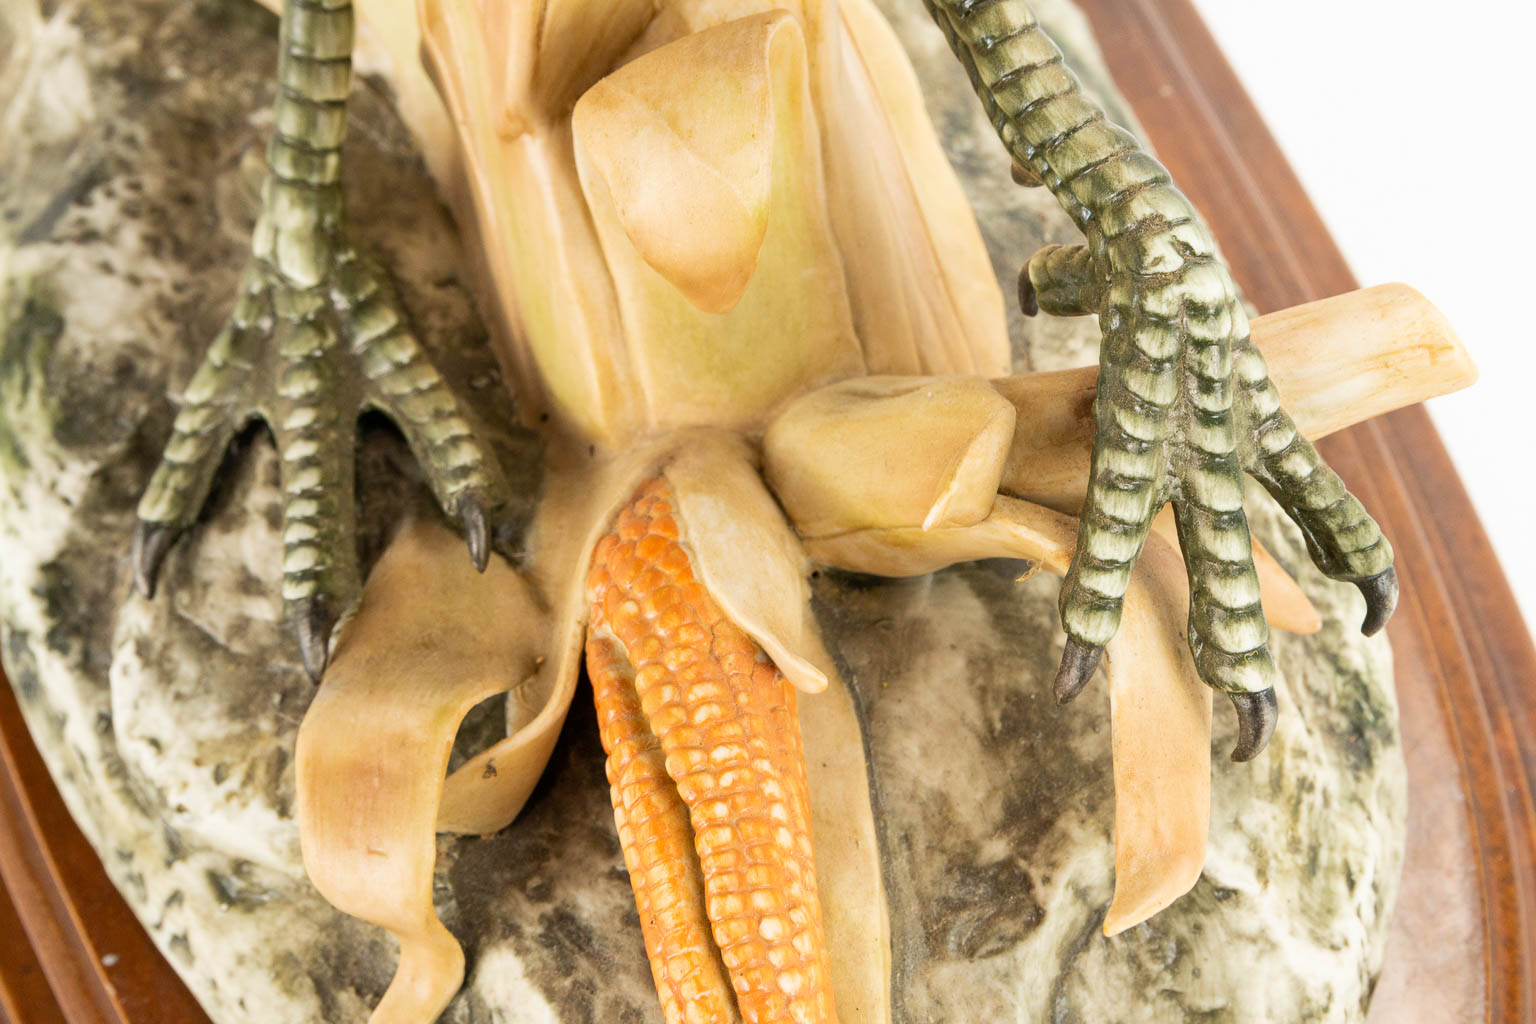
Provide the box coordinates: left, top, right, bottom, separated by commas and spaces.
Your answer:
3, 0, 1533, 1021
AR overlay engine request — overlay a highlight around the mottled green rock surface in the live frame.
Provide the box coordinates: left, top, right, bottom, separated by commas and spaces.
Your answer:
0, 0, 1404, 1021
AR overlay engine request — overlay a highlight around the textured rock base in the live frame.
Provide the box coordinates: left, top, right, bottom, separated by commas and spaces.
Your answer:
0, 0, 1404, 1020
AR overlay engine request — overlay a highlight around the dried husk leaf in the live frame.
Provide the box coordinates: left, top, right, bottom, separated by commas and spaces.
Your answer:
799, 660, 892, 1024
803, 496, 1210, 934
420, 0, 638, 442
763, 375, 1017, 538
765, 376, 1315, 630
664, 432, 834, 694
1099, 530, 1213, 935
572, 12, 865, 431
572, 20, 776, 314
379, 0, 1014, 444
629, 0, 1010, 376
520, 0, 656, 132
437, 437, 678, 833
994, 283, 1478, 512
822, 0, 1010, 377
295, 520, 547, 1024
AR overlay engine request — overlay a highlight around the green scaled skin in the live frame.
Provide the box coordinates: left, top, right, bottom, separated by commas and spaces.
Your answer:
134, 0, 509, 681
923, 0, 1397, 760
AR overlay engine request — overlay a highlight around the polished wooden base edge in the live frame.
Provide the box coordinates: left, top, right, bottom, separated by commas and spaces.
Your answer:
0, 681, 211, 1024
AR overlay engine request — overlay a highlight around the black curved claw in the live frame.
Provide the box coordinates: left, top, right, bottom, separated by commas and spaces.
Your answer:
1228, 687, 1278, 762
132, 521, 182, 599
1017, 265, 1039, 318
1053, 637, 1103, 705
457, 492, 490, 573
295, 594, 338, 683
1355, 568, 1398, 638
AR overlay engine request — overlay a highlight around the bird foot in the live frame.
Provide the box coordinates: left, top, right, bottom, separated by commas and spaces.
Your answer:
135, 248, 508, 679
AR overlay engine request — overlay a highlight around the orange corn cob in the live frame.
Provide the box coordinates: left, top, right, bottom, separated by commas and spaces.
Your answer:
587, 478, 839, 1024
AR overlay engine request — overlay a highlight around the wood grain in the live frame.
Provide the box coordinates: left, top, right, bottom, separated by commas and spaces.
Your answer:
0, 860, 66, 1024
3, 0, 1534, 1020
0, 683, 211, 1024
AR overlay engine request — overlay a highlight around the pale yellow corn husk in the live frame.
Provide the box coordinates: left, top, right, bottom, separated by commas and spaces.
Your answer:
420, 0, 638, 442
796, 651, 891, 1024
438, 437, 678, 833
822, 0, 1009, 377
771, 284, 1476, 633
995, 283, 1477, 514
763, 375, 1018, 539
626, 0, 1009, 378
572, 20, 778, 316
518, 0, 657, 132
295, 520, 547, 1024
571, 12, 866, 431
764, 376, 1313, 631
297, 446, 725, 1024
802, 496, 1211, 935
664, 433, 836, 695
375, 0, 1013, 445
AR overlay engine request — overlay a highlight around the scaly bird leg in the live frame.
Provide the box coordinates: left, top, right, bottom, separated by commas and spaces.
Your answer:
134, 0, 508, 678
587, 479, 838, 1024
924, 0, 1395, 759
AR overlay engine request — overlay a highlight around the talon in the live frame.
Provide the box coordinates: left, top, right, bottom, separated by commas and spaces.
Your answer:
132, 521, 181, 599
457, 492, 490, 573
1355, 568, 1398, 637
1054, 636, 1103, 704
1017, 264, 1039, 318
1010, 159, 1045, 188
1228, 688, 1278, 762
295, 594, 338, 683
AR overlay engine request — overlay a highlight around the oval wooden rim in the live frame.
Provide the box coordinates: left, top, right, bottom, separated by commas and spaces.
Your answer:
3, 0, 1534, 1021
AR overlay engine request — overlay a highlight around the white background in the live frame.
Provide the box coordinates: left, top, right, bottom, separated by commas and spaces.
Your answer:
1187, 1, 1536, 632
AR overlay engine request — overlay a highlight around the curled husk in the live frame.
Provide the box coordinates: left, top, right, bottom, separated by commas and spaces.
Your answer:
295, 520, 548, 1024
